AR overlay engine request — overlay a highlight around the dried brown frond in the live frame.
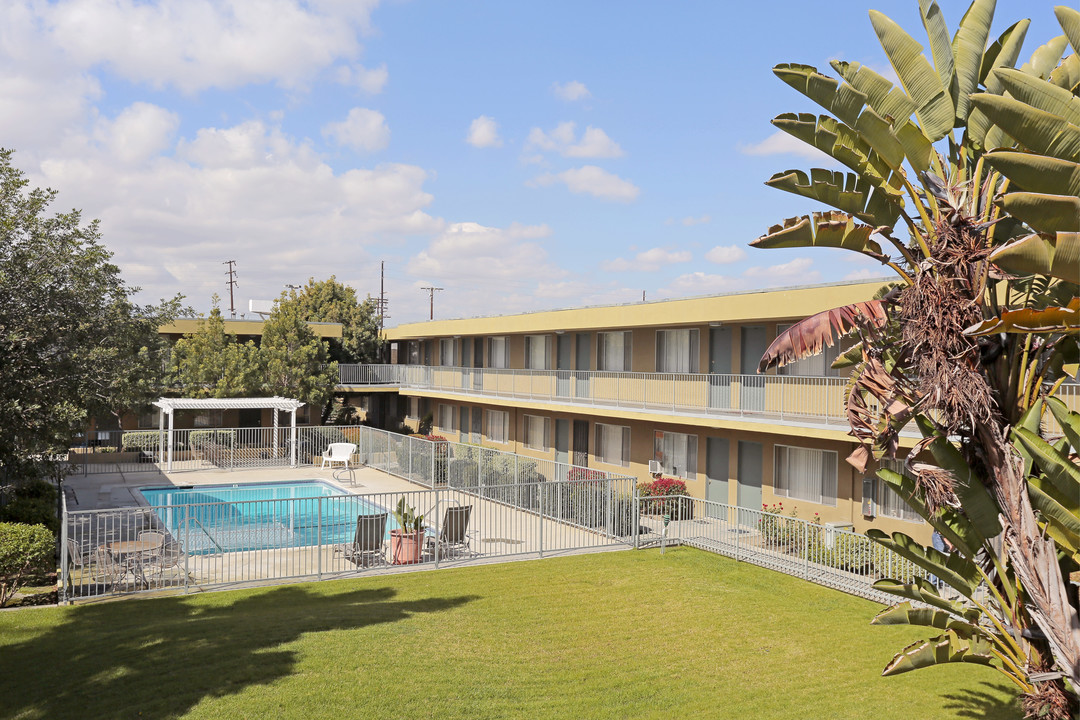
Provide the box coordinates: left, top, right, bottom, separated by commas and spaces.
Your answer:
1021, 675, 1076, 720
909, 463, 959, 514
898, 220, 995, 433
759, 300, 889, 373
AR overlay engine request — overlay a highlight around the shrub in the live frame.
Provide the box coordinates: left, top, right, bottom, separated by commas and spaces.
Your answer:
448, 459, 479, 488
0, 523, 54, 607
189, 429, 235, 451
121, 431, 161, 451
0, 481, 59, 534
637, 477, 690, 519
757, 503, 804, 549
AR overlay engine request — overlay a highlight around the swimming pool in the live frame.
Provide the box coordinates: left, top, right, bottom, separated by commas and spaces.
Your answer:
139, 480, 397, 554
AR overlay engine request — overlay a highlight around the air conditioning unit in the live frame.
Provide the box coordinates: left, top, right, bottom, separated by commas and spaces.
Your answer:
824, 522, 855, 549
648, 460, 663, 474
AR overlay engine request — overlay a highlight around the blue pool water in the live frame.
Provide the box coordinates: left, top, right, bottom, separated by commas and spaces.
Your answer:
139, 480, 396, 554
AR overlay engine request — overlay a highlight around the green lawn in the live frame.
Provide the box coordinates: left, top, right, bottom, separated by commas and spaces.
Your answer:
0, 548, 1018, 719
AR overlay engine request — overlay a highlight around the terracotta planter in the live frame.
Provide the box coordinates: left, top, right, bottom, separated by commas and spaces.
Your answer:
390, 529, 423, 565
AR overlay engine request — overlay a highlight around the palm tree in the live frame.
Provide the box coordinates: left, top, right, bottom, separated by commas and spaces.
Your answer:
752, 2, 1080, 716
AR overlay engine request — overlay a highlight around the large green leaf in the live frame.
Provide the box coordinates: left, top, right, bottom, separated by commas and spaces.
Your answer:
1057, 6, 1080, 57
1049, 53, 1080, 92
1020, 35, 1069, 80
950, 0, 995, 124
1027, 479, 1080, 557
771, 113, 905, 194
1012, 398, 1045, 478
916, 416, 1004, 540
765, 169, 902, 228
752, 212, 885, 259
872, 601, 987, 639
918, 0, 955, 100
969, 20, 1031, 149
1046, 395, 1080, 452
994, 68, 1080, 126
882, 630, 995, 675
969, 93, 1080, 162
1013, 425, 1080, 503
963, 297, 1080, 335
999, 192, 1080, 234
983, 151, 1080, 197
876, 468, 982, 557
867, 529, 981, 596
870, 10, 955, 141
988, 232, 1080, 283
873, 578, 982, 621
773, 64, 908, 169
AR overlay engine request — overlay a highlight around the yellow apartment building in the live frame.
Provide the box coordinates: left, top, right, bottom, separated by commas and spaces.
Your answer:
337, 279, 934, 543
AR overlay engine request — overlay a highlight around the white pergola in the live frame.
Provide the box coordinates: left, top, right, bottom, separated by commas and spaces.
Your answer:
152, 397, 306, 472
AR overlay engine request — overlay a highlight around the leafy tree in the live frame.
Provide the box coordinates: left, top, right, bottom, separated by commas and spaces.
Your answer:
0, 149, 182, 485
260, 291, 339, 410
753, 3, 1080, 715
293, 276, 382, 363
168, 300, 262, 398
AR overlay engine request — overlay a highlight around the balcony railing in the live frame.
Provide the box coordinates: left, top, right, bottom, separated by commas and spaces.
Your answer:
340, 363, 853, 426
340, 363, 1080, 434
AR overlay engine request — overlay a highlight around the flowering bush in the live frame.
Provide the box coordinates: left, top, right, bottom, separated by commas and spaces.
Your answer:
568, 467, 605, 482
758, 502, 804, 548
638, 477, 690, 519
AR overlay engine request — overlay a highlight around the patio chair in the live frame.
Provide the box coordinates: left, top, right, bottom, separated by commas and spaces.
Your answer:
320, 442, 357, 469
136, 531, 167, 582
340, 512, 388, 568
426, 505, 474, 560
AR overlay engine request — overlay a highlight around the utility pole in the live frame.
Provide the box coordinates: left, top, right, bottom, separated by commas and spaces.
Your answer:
223, 260, 238, 317
421, 286, 443, 320
378, 261, 387, 332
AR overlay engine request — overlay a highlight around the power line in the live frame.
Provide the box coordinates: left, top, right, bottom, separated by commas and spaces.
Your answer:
420, 286, 443, 320
223, 260, 238, 317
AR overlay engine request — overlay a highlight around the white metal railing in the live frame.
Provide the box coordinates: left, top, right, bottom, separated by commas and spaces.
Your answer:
638, 495, 936, 604
338, 363, 851, 425
61, 473, 639, 601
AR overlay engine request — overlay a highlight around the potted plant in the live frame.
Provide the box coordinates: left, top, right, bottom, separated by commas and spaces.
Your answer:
390, 497, 425, 565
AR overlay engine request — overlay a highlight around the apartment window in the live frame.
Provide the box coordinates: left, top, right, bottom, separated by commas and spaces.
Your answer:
524, 335, 552, 370
653, 431, 698, 479
193, 410, 224, 428
595, 423, 631, 467
487, 410, 510, 444
523, 414, 550, 450
774, 445, 838, 506
439, 338, 457, 367
597, 331, 632, 371
775, 323, 842, 376
871, 459, 923, 523
137, 409, 160, 429
488, 336, 510, 369
408, 398, 420, 419
656, 328, 699, 373
437, 404, 456, 432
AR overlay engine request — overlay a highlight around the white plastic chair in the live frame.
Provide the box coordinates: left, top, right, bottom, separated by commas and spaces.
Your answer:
321, 442, 357, 469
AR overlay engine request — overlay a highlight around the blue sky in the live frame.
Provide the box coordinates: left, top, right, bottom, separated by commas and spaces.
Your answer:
2, 0, 1063, 322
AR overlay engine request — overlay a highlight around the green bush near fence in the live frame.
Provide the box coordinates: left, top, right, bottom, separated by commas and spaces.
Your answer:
189, 430, 236, 453
119, 431, 185, 453
0, 481, 58, 534
0, 522, 54, 607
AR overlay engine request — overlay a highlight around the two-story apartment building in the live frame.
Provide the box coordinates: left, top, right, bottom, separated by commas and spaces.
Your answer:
338, 279, 935, 542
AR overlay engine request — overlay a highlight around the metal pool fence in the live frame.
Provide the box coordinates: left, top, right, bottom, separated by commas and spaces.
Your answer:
61, 473, 641, 601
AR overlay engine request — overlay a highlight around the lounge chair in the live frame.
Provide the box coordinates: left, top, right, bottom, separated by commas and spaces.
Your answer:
321, 442, 357, 469
340, 513, 388, 568
427, 505, 474, 559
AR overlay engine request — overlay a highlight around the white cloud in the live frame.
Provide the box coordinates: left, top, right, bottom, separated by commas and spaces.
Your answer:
321, 108, 390, 152
39, 0, 380, 93
335, 62, 388, 93
526, 122, 624, 159
738, 130, 836, 164
531, 165, 639, 202
681, 214, 710, 226
744, 257, 819, 281
656, 272, 743, 299
602, 247, 691, 272
466, 115, 503, 148
705, 245, 747, 264
552, 80, 590, 101
844, 268, 880, 280
94, 102, 180, 165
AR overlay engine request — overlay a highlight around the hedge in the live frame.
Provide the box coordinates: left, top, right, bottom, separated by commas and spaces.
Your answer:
0, 523, 54, 607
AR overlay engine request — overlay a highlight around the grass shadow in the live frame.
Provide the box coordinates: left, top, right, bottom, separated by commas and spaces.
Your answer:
0, 584, 478, 719
941, 682, 1022, 719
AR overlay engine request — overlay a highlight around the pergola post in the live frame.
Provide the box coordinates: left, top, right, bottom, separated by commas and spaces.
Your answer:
273, 409, 279, 459
158, 408, 165, 466
167, 410, 174, 473
290, 409, 297, 468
